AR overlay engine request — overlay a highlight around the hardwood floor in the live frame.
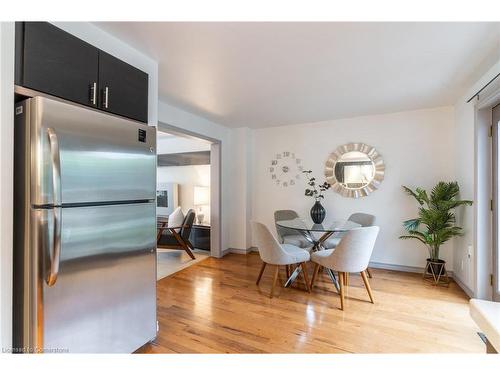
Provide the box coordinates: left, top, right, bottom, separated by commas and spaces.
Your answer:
136, 253, 483, 353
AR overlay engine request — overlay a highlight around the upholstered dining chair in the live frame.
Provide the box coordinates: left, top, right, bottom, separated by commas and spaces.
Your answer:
158, 209, 196, 259
323, 212, 376, 277
274, 210, 310, 248
310, 226, 380, 310
252, 221, 311, 298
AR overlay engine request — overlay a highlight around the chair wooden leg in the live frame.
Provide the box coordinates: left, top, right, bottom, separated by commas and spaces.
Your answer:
344, 272, 349, 296
184, 246, 196, 260
360, 271, 374, 303
338, 272, 345, 310
286, 265, 290, 278
270, 265, 280, 298
366, 268, 373, 278
256, 262, 266, 285
278, 267, 284, 285
310, 263, 320, 290
300, 262, 311, 293
172, 230, 196, 259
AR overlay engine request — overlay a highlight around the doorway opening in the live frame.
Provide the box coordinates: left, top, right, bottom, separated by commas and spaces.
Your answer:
155, 123, 221, 280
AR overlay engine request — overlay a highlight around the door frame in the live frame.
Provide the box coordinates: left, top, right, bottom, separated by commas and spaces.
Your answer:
157, 121, 222, 258
492, 103, 500, 301
475, 85, 500, 300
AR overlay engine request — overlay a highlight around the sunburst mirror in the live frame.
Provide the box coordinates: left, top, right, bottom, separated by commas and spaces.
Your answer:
324, 143, 385, 198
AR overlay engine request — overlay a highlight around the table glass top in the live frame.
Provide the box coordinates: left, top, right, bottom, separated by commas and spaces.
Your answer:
276, 218, 361, 232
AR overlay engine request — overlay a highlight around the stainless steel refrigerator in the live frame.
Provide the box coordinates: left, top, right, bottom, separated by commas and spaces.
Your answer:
13, 96, 157, 353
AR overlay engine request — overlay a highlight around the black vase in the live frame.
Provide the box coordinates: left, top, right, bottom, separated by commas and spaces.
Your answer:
310, 200, 326, 224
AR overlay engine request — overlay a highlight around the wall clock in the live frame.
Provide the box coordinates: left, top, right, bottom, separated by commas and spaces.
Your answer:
269, 151, 303, 187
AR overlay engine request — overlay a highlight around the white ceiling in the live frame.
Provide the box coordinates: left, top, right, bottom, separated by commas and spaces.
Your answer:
157, 130, 211, 154
95, 22, 500, 128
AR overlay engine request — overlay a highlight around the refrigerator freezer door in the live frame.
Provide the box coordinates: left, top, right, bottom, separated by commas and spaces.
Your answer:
39, 203, 156, 353
24, 96, 156, 206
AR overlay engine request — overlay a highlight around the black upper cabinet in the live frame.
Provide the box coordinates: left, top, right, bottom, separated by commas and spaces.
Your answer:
16, 22, 99, 107
98, 51, 149, 123
15, 22, 149, 123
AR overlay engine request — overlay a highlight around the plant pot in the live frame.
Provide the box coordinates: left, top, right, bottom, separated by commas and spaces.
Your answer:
426, 258, 446, 276
310, 200, 326, 224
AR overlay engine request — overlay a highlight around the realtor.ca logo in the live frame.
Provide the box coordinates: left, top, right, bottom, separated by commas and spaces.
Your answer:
3, 346, 69, 353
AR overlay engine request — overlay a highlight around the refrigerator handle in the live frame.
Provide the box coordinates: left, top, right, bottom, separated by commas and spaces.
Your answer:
46, 128, 62, 286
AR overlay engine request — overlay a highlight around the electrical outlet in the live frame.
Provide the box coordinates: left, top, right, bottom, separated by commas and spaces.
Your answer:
467, 245, 472, 259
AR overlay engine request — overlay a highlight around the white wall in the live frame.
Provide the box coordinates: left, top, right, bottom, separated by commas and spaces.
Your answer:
227, 127, 254, 250
453, 96, 476, 292
157, 165, 211, 221
0, 21, 15, 352
251, 107, 458, 270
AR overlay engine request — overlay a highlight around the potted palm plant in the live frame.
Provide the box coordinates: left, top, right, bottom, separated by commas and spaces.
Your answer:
399, 182, 472, 281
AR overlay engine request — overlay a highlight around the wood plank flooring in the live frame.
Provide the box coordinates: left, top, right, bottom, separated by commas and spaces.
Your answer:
136, 253, 484, 353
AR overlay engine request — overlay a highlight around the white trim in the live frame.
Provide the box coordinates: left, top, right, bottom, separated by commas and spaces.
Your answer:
368, 261, 427, 274
369, 261, 454, 278
157, 122, 223, 259
454, 273, 475, 298
369, 261, 475, 297
474, 98, 495, 300
221, 247, 257, 256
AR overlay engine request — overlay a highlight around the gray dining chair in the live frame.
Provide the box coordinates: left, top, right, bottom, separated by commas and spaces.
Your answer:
252, 221, 311, 298
323, 212, 376, 277
274, 210, 310, 249
310, 226, 380, 310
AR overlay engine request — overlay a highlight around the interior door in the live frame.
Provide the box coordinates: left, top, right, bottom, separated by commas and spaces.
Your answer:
27, 96, 156, 206
17, 22, 99, 107
493, 104, 500, 302
98, 51, 149, 123
40, 202, 157, 353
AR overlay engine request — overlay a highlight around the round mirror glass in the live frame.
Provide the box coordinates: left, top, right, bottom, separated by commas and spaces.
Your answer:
325, 143, 385, 198
334, 151, 375, 189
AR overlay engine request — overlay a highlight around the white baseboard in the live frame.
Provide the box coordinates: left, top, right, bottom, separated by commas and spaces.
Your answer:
452, 274, 475, 298
369, 261, 454, 278
368, 261, 476, 297
221, 247, 257, 257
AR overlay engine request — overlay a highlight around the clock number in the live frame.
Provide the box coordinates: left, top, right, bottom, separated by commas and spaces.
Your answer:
270, 152, 301, 187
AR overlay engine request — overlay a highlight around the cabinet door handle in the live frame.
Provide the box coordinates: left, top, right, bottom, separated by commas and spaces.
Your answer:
90, 82, 97, 105
103, 86, 109, 109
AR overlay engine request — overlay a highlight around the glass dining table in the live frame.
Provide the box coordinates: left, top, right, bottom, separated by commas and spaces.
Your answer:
275, 218, 361, 291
